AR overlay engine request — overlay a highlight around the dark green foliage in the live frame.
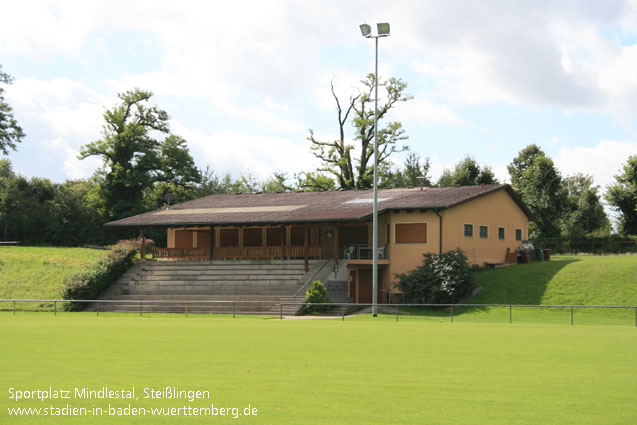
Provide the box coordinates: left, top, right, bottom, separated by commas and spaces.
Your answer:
0, 65, 25, 155
534, 235, 637, 254
437, 155, 498, 187
303, 280, 330, 314
561, 174, 610, 236
605, 155, 637, 234
396, 249, 474, 304
381, 152, 432, 188
79, 89, 200, 221
508, 145, 566, 237
62, 245, 137, 310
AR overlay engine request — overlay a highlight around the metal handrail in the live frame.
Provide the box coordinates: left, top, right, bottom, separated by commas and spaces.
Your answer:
291, 259, 335, 302
344, 244, 387, 260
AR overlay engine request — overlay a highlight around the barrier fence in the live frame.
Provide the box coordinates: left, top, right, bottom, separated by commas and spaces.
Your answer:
1, 299, 636, 326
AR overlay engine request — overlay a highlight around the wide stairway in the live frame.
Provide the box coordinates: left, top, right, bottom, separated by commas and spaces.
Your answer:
94, 259, 335, 315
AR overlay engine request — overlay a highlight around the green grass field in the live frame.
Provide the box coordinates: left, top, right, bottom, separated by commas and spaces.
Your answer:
1, 315, 635, 424
0, 247, 107, 309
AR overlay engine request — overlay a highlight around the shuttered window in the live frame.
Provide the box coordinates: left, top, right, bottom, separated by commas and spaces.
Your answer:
395, 223, 427, 244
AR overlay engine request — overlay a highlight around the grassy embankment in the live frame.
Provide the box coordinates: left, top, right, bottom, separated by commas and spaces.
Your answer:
392, 254, 637, 326
0, 247, 108, 310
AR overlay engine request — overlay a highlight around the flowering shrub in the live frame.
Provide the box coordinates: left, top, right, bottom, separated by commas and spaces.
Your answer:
62, 244, 137, 311
109, 238, 154, 254
396, 248, 474, 304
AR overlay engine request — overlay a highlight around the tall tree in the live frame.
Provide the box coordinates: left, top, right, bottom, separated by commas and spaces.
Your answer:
508, 144, 566, 237
0, 65, 25, 155
381, 152, 432, 188
561, 174, 610, 236
437, 156, 498, 186
307, 75, 412, 189
0, 159, 18, 240
79, 89, 198, 220
605, 155, 637, 234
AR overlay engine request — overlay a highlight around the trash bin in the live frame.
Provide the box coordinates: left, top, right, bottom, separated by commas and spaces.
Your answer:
543, 248, 551, 261
535, 248, 544, 261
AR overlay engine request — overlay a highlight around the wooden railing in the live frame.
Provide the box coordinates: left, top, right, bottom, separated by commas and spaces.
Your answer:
152, 246, 322, 261
152, 248, 211, 261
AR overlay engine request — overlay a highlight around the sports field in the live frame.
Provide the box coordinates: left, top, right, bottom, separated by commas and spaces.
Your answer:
2, 315, 635, 424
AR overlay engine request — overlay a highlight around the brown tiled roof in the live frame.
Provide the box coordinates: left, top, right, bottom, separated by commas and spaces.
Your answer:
105, 184, 534, 227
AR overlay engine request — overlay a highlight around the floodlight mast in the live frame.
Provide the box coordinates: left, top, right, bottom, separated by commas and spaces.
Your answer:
359, 22, 390, 318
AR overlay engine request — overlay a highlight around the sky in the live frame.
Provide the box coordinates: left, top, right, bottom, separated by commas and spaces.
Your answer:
2, 0, 637, 197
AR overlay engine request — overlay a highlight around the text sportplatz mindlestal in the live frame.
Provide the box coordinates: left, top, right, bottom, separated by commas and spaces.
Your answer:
9, 387, 209, 402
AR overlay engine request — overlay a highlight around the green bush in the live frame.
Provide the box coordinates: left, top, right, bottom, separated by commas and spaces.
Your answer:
534, 235, 637, 254
62, 245, 137, 311
303, 280, 330, 314
396, 248, 474, 304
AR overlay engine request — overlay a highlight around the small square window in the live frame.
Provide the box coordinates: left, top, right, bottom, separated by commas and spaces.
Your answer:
498, 227, 505, 240
515, 229, 522, 241
464, 224, 473, 237
479, 225, 488, 239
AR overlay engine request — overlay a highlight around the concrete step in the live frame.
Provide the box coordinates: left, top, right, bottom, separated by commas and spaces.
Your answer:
93, 259, 333, 315
120, 274, 306, 282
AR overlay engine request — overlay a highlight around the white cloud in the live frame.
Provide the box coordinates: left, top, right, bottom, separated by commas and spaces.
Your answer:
394, 97, 464, 127
171, 121, 319, 180
554, 140, 637, 190
6, 77, 108, 141
50, 137, 102, 179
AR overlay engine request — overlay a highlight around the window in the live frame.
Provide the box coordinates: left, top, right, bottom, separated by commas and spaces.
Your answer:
395, 223, 427, 243
479, 225, 488, 239
464, 224, 473, 237
220, 228, 239, 247
498, 227, 505, 240
515, 228, 523, 241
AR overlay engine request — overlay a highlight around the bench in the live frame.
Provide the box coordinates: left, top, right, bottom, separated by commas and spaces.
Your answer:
0, 241, 20, 246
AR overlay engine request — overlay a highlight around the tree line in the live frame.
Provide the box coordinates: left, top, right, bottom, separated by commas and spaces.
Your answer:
1, 66, 636, 246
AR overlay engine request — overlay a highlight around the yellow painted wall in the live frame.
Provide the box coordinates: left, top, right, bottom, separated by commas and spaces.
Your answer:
385, 210, 441, 293
442, 189, 528, 265
383, 189, 529, 292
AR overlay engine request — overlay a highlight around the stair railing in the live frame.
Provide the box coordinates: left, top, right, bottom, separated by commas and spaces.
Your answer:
292, 259, 334, 304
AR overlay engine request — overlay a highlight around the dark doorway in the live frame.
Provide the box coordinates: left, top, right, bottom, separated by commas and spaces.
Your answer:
349, 270, 357, 300
358, 269, 372, 304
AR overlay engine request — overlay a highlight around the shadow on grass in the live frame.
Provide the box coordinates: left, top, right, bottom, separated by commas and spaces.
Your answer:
399, 258, 581, 319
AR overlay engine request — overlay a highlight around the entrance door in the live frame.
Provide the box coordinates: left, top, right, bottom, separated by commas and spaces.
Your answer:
349, 270, 357, 300
358, 269, 372, 304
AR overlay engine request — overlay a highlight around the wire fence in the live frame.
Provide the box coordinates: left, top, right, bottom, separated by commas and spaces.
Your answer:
1, 299, 636, 327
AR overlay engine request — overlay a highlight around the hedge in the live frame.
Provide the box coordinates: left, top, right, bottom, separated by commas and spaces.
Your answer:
62, 246, 136, 311
533, 235, 637, 254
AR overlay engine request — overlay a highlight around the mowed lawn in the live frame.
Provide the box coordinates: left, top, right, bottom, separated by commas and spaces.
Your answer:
0, 247, 107, 308
1, 315, 635, 425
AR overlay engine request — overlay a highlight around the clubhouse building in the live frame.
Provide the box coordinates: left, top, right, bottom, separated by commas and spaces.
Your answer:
106, 184, 534, 304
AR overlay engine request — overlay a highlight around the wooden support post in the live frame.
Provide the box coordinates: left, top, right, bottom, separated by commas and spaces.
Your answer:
280, 224, 285, 259
140, 228, 146, 260
209, 227, 214, 261
334, 226, 339, 263
304, 225, 309, 272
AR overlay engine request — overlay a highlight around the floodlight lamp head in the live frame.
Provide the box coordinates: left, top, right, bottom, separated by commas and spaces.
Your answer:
377, 22, 390, 36
359, 23, 371, 37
